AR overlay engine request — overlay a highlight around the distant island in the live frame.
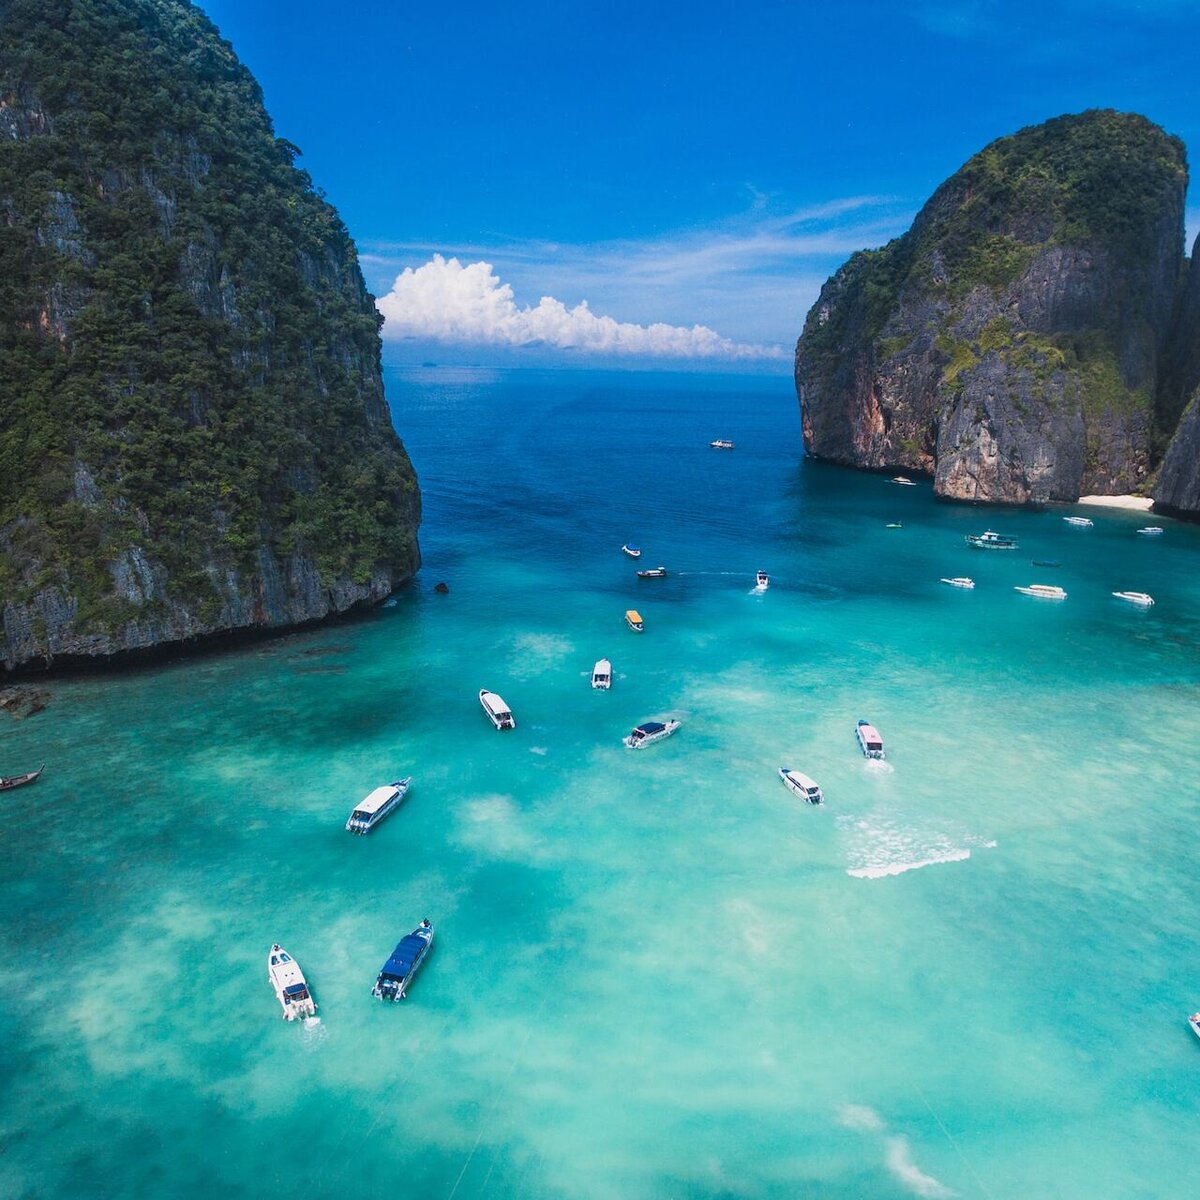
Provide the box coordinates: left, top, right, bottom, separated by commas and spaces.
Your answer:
0, 0, 421, 674
795, 109, 1200, 515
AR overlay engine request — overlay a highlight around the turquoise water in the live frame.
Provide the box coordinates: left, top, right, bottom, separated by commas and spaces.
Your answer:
3, 365, 1200, 1199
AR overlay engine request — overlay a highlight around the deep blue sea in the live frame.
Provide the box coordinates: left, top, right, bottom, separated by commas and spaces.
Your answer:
3, 364, 1200, 1198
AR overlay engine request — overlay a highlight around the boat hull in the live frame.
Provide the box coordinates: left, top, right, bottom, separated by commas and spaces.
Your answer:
373, 922, 434, 1001
779, 768, 822, 804
268, 945, 316, 1021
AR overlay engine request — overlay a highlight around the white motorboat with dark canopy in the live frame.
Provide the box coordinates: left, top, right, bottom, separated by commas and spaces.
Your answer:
345, 778, 412, 834
622, 543, 642, 558
479, 689, 516, 729
755, 570, 769, 589
591, 659, 612, 689
1015, 583, 1067, 599
268, 944, 316, 1021
966, 530, 1018, 550
1063, 516, 1094, 527
940, 577, 975, 589
1137, 527, 1164, 536
779, 768, 823, 804
373, 920, 433, 1001
624, 719, 680, 749
636, 566, 668, 579
856, 719, 885, 759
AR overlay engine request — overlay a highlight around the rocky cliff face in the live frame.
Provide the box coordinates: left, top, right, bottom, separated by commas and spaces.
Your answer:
796, 111, 1189, 504
1153, 235, 1200, 514
0, 0, 420, 672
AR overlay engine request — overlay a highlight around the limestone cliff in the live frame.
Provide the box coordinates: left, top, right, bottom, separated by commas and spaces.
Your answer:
795, 111, 1188, 504
0, 0, 420, 672
1153, 235, 1200, 515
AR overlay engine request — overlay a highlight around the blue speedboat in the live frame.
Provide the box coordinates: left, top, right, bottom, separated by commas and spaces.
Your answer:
622, 543, 642, 558
372, 920, 434, 1001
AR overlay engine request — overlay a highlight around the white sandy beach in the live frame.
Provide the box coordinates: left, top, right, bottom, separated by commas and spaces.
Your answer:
1075, 494, 1154, 511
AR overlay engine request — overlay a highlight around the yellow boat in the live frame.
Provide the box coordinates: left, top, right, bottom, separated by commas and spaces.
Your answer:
625, 609, 644, 632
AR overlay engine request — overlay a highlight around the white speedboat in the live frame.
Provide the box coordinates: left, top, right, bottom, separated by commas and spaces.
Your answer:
1014, 583, 1067, 599
591, 658, 612, 689
1112, 591, 1154, 607
755, 570, 769, 589
940, 576, 975, 589
268, 944, 316, 1021
710, 439, 735, 450
345, 778, 412, 834
1063, 516, 1094, 527
779, 768, 823, 804
373, 920, 433, 1001
891, 475, 917, 486
966, 530, 1018, 550
636, 566, 668, 579
622, 543, 642, 558
1136, 526, 1164, 536
479, 689, 516, 729
623, 719, 680, 749
625, 609, 644, 633
1189, 1012, 1200, 1041
855, 719, 885, 759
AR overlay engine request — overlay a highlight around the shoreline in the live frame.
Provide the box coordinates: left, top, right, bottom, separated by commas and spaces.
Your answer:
1074, 494, 1154, 511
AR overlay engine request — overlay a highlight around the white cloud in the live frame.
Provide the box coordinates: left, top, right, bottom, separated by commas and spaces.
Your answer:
376, 254, 785, 360
365, 193, 913, 351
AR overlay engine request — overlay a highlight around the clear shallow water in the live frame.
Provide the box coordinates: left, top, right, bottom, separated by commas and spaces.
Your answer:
3, 365, 1200, 1199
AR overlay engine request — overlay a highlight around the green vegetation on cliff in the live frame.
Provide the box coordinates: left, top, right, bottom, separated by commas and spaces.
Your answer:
0, 0, 419, 651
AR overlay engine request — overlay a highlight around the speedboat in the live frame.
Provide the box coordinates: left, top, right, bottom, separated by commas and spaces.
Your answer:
625, 609, 644, 632
1189, 1012, 1200, 1041
779, 768, 823, 804
636, 566, 668, 578
1063, 516, 1094, 527
891, 475, 917, 486
345, 778, 412, 834
622, 543, 642, 558
966, 530, 1018, 550
940, 577, 975, 589
755, 570, 769, 589
0, 762, 44, 791
1015, 583, 1067, 599
856, 720, 885, 759
1136, 527, 1164, 536
479, 689, 516, 729
623, 719, 681, 749
1112, 591, 1154, 606
885, 522, 902, 529
591, 658, 612, 689
373, 920, 433, 1001
268, 944, 316, 1021
709, 439, 735, 450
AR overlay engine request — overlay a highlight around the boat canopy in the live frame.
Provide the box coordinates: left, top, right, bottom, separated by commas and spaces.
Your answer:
636, 722, 665, 735
283, 983, 309, 998
355, 784, 401, 816
382, 935, 428, 980
626, 610, 643, 623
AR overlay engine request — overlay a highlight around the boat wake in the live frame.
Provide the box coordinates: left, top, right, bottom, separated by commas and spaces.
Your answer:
839, 814, 993, 880
863, 759, 895, 775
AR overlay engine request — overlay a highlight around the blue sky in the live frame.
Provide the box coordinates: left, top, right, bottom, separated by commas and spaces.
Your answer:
200, 0, 1198, 367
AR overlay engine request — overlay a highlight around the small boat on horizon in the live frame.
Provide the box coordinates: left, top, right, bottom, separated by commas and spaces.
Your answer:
779, 768, 823, 804
940, 577, 975, 589
345, 778, 412, 835
1063, 516, 1094, 527
1137, 526, 1164, 536
856, 720, 885, 760
373, 920, 434, 1001
591, 658, 612, 689
885, 522, 903, 529
1015, 583, 1067, 600
709, 439, 735, 450
755, 570, 769, 590
1113, 591, 1155, 607
625, 609, 644, 633
636, 566, 668, 579
966, 530, 1018, 550
890, 475, 917, 486
0, 762, 44, 791
479, 689, 516, 730
268, 944, 317, 1021
622, 543, 642, 558
1032, 559, 1062, 568
624, 719, 681, 749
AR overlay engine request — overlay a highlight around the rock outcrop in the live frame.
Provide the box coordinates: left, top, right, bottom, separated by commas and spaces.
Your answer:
795, 110, 1189, 504
1153, 235, 1200, 515
0, 0, 420, 672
